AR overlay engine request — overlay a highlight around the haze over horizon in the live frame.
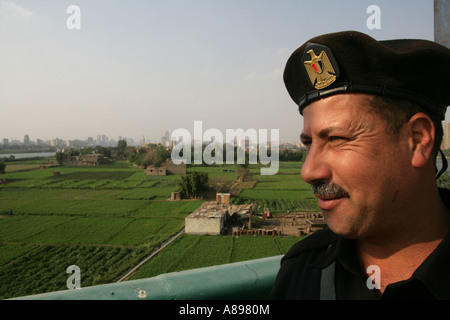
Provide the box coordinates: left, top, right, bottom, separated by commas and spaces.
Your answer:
1, 0, 440, 144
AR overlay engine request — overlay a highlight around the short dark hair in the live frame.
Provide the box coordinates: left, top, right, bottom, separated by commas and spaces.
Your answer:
367, 95, 444, 158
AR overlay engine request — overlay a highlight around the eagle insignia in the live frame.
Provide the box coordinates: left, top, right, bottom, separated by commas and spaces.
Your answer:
303, 45, 339, 90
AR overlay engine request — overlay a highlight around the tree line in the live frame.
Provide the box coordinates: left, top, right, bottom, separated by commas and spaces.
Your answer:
172, 144, 305, 164
55, 139, 132, 165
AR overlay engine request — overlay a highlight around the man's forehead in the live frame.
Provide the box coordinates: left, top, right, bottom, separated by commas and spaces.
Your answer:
303, 94, 370, 121
301, 94, 377, 133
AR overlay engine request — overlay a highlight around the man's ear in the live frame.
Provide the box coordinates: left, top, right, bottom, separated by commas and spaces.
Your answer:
408, 113, 435, 168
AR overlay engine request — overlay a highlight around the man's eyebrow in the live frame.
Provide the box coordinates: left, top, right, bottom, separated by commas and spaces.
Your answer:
317, 127, 347, 138
301, 127, 347, 140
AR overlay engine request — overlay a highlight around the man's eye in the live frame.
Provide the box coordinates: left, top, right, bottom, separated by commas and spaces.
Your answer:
329, 136, 347, 142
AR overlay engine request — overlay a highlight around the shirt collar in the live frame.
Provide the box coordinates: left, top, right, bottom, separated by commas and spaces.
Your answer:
409, 224, 450, 298
406, 188, 450, 298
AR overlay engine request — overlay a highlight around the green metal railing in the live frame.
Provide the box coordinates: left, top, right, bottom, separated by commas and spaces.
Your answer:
11, 255, 282, 300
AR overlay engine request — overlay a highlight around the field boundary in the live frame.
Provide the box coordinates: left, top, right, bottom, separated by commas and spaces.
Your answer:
116, 227, 186, 282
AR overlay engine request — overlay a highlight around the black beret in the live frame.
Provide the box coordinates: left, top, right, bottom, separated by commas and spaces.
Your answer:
284, 31, 450, 119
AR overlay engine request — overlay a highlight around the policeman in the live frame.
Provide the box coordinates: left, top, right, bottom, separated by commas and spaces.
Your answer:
269, 31, 450, 299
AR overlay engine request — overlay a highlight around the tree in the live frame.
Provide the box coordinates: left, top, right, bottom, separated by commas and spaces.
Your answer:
154, 146, 171, 167
116, 139, 127, 159
117, 139, 127, 150
178, 175, 192, 198
68, 148, 79, 156
279, 148, 304, 161
0, 162, 5, 174
176, 172, 209, 198
95, 146, 111, 158
128, 150, 145, 166
55, 152, 66, 165
209, 176, 233, 193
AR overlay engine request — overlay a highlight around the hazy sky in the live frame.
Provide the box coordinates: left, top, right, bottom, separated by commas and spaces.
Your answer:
0, 0, 440, 143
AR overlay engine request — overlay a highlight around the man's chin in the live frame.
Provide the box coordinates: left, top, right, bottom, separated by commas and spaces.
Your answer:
323, 214, 360, 240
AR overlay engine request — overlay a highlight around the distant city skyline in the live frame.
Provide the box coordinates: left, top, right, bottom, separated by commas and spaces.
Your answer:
1, 0, 443, 144
4, 119, 450, 152
2, 132, 145, 147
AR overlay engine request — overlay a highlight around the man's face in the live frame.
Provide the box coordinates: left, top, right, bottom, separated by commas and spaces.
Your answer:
300, 94, 412, 240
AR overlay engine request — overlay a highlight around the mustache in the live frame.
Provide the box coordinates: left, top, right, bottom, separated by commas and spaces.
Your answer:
311, 181, 349, 198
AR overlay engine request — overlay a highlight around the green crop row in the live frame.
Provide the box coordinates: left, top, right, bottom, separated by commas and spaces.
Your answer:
253, 174, 310, 190
133, 200, 204, 218
0, 198, 149, 217
131, 234, 302, 280
115, 187, 174, 200
234, 171, 318, 212
0, 188, 122, 201
238, 189, 312, 201
0, 243, 38, 267
56, 171, 137, 180
234, 197, 318, 213
0, 215, 190, 246
0, 244, 150, 299
0, 197, 204, 219
2, 178, 160, 190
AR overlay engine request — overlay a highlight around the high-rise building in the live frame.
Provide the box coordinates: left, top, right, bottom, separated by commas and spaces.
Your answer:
24, 134, 30, 146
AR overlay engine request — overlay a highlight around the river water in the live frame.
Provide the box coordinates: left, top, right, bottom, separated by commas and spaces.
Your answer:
0, 152, 57, 159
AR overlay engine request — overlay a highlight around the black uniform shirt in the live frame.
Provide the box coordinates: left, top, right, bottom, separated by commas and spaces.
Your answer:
269, 188, 450, 300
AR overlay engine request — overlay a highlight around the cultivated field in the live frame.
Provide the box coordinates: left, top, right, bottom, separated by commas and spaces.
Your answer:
0, 159, 314, 299
131, 234, 302, 280
236, 162, 319, 213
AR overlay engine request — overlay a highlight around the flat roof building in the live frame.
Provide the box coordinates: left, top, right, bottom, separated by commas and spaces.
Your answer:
185, 201, 253, 235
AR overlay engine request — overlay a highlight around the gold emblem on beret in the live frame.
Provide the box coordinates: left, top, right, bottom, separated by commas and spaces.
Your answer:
304, 49, 337, 89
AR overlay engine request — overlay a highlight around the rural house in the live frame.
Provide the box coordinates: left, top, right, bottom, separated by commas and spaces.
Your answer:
185, 200, 253, 235
145, 159, 186, 176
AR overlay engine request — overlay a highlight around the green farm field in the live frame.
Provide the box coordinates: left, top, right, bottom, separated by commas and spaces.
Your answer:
236, 163, 319, 213
131, 234, 303, 280
0, 159, 314, 299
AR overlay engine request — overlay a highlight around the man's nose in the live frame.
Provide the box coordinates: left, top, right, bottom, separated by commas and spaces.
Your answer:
300, 145, 332, 185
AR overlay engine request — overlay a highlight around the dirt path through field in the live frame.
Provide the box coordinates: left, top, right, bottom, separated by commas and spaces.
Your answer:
116, 227, 186, 282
